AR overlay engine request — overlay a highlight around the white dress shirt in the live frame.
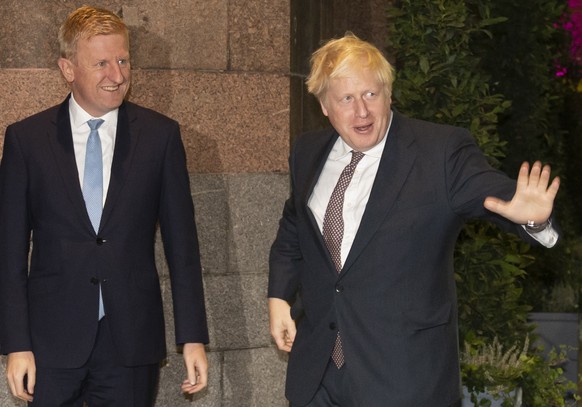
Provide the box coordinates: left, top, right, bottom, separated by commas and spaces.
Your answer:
308, 116, 392, 268
69, 94, 117, 207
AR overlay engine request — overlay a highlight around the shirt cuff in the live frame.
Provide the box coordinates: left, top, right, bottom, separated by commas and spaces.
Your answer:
522, 224, 559, 248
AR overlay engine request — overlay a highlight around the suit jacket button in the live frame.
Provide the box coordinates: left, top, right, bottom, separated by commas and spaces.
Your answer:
329, 322, 337, 330
335, 284, 344, 293
96, 237, 105, 245
90, 277, 99, 285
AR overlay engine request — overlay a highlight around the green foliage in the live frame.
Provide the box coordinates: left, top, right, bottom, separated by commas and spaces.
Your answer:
387, 0, 509, 164
471, 1, 573, 170
519, 346, 580, 406
386, 0, 580, 403
386, 0, 530, 349
468, 0, 582, 313
455, 223, 534, 349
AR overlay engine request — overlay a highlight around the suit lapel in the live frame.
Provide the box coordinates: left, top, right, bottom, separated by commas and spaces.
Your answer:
294, 129, 340, 274
48, 99, 138, 234
49, 97, 96, 233
297, 120, 418, 277
100, 102, 136, 230
342, 112, 418, 274
300, 130, 337, 234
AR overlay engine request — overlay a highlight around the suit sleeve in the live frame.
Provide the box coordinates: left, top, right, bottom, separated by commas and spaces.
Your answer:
268, 144, 303, 302
158, 122, 209, 345
0, 126, 33, 354
445, 128, 544, 244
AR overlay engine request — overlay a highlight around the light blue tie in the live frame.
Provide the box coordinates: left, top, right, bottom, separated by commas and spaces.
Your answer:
83, 119, 105, 319
83, 119, 104, 232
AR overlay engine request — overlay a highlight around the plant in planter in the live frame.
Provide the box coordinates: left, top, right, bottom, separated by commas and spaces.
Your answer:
461, 336, 580, 406
461, 336, 530, 406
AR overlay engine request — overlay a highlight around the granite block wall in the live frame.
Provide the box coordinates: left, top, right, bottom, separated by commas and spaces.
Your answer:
0, 0, 291, 405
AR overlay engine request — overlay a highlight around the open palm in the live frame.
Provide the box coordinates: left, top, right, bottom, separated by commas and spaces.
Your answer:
483, 161, 560, 225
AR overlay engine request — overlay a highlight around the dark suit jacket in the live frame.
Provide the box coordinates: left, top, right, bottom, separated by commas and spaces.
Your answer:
268, 111, 541, 406
0, 96, 208, 369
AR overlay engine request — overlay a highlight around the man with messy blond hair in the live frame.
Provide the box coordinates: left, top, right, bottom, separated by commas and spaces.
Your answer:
269, 33, 559, 406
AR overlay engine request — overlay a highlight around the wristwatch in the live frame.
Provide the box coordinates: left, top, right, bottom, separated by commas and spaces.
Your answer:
525, 218, 551, 233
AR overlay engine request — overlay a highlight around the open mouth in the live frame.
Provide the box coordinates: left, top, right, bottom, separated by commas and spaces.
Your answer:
354, 123, 373, 132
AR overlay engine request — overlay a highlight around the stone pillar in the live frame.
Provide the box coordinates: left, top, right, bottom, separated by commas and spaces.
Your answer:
0, 1, 291, 405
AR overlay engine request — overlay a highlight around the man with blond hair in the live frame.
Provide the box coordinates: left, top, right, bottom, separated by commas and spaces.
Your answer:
268, 33, 559, 406
0, 6, 208, 406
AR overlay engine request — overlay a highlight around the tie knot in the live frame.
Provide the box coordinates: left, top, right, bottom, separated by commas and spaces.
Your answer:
87, 119, 104, 131
351, 151, 364, 165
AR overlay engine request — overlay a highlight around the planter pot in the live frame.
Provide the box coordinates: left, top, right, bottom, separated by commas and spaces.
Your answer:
528, 312, 579, 384
462, 386, 522, 407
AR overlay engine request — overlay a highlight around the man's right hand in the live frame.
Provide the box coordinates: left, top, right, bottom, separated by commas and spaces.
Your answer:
268, 298, 296, 352
6, 351, 36, 402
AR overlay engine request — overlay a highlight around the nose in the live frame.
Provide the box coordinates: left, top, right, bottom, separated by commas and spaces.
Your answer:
354, 99, 369, 119
108, 62, 126, 84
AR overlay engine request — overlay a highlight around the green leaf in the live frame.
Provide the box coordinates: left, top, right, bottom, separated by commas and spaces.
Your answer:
419, 56, 430, 74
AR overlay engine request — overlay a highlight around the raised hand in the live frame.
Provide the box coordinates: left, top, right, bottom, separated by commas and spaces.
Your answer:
483, 161, 560, 225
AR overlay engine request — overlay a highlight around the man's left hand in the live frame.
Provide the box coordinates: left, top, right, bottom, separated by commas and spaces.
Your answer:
484, 161, 560, 224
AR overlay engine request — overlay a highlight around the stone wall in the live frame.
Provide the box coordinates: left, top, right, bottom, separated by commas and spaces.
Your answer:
0, 1, 291, 406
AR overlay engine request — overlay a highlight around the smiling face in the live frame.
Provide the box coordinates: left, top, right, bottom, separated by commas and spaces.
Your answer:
320, 67, 391, 152
58, 33, 130, 117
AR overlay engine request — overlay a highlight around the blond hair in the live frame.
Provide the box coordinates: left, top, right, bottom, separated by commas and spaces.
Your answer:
306, 33, 395, 101
58, 6, 128, 60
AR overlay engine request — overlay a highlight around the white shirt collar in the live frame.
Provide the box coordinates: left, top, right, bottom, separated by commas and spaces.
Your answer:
68, 93, 118, 130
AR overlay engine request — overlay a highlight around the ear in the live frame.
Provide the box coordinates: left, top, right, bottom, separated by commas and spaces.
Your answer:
320, 100, 329, 117
58, 58, 75, 83
385, 89, 393, 106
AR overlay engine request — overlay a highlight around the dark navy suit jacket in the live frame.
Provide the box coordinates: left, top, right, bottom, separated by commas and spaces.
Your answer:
0, 96, 208, 368
269, 111, 539, 406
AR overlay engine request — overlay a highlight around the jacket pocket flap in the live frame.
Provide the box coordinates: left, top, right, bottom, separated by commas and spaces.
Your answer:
404, 301, 452, 331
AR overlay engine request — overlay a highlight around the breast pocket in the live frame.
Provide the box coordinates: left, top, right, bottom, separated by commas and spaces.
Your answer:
394, 188, 437, 211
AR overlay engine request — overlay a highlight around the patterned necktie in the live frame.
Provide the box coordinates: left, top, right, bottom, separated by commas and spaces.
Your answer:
322, 150, 365, 368
83, 118, 105, 320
